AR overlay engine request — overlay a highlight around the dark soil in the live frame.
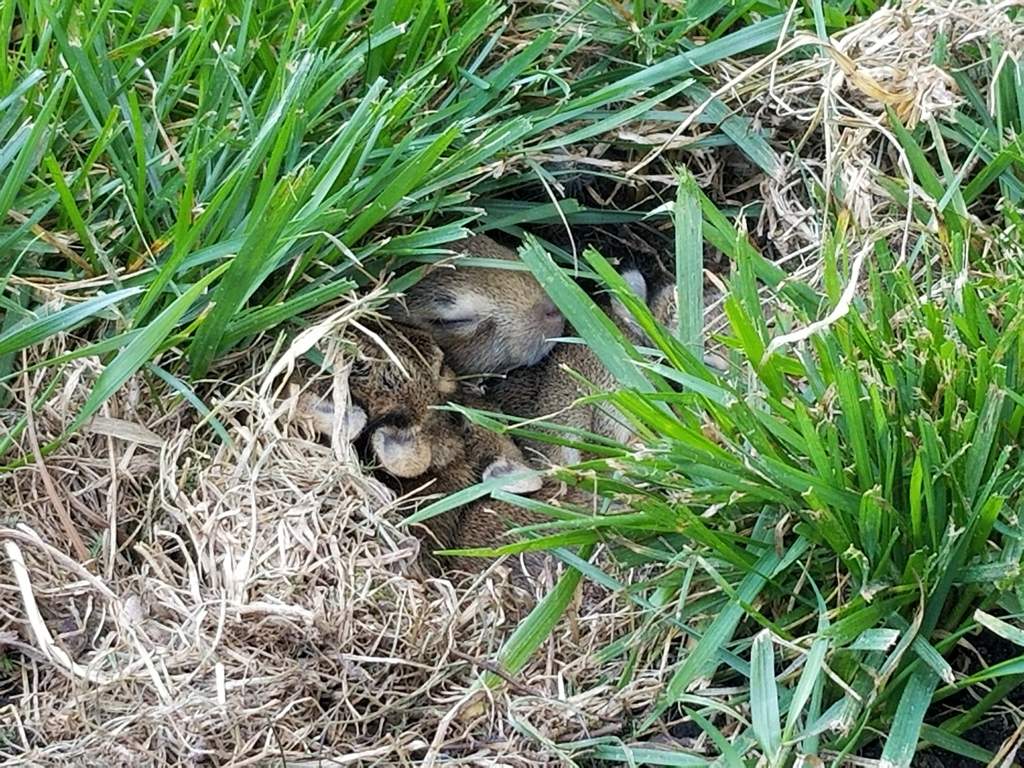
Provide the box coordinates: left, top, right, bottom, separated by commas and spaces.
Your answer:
863, 627, 1024, 767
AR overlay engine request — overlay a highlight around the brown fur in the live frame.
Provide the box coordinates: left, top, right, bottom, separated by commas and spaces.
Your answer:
650, 283, 678, 331
388, 235, 565, 375
648, 282, 728, 372
297, 320, 531, 478
441, 481, 584, 586
294, 320, 553, 577
395, 415, 557, 578
486, 270, 650, 466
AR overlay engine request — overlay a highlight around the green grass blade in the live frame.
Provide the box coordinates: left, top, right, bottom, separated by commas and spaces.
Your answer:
519, 237, 654, 393
675, 169, 704, 358
0, 287, 141, 356
750, 630, 782, 762
488, 544, 594, 682
70, 263, 230, 434
585, 744, 713, 766
188, 174, 308, 375
879, 668, 940, 768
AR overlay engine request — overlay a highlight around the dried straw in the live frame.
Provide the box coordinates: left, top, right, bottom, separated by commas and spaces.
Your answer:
0, 323, 658, 766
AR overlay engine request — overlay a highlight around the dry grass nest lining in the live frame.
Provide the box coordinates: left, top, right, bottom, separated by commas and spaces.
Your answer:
0, 320, 664, 767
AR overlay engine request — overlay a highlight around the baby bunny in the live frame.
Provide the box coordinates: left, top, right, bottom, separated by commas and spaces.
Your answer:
394, 411, 552, 575
294, 320, 548, 571
388, 234, 565, 375
297, 320, 537, 486
439, 492, 558, 586
486, 270, 650, 467
296, 322, 449, 472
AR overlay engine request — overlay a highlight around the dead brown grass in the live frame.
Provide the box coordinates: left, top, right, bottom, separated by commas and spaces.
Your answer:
0, 319, 668, 766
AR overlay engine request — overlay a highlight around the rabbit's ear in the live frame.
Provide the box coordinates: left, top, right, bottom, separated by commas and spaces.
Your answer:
372, 425, 432, 477
482, 457, 543, 493
297, 393, 366, 440
343, 405, 368, 440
